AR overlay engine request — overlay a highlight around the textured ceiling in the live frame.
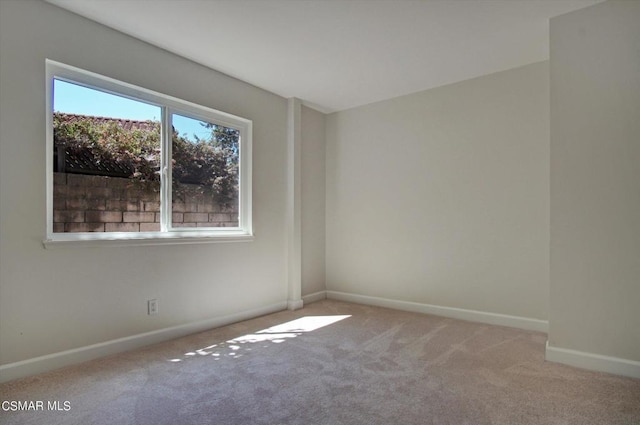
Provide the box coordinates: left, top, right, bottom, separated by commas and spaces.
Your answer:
46, 0, 603, 113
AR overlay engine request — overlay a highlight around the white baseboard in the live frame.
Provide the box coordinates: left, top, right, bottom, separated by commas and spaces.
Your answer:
0, 301, 287, 384
326, 290, 548, 333
287, 299, 304, 310
302, 291, 327, 304
545, 341, 640, 379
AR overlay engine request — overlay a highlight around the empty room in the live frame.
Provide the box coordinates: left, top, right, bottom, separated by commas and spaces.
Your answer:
0, 0, 638, 424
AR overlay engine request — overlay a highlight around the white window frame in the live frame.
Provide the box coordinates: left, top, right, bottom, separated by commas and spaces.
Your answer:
44, 60, 253, 248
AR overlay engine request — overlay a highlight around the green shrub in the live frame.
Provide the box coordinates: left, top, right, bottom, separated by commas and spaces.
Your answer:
53, 112, 238, 207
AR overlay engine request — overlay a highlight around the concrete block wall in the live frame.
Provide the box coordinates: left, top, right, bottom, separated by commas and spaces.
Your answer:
53, 173, 238, 232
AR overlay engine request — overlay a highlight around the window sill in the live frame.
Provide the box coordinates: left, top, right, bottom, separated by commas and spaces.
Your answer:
43, 230, 254, 249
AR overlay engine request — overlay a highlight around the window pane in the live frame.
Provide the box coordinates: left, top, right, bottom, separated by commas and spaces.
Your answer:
53, 80, 161, 233
171, 114, 239, 228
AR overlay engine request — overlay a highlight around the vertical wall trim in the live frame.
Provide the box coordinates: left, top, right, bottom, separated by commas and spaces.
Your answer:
287, 98, 303, 310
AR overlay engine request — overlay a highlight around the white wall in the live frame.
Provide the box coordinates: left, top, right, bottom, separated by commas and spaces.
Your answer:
549, 0, 640, 363
0, 0, 290, 373
326, 62, 550, 321
301, 106, 326, 297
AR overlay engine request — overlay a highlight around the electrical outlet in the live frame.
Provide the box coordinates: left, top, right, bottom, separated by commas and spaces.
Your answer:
148, 299, 158, 315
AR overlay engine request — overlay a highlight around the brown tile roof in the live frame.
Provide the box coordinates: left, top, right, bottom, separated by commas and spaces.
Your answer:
54, 112, 158, 132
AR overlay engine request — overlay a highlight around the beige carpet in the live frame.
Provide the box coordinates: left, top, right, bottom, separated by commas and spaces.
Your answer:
1, 300, 639, 425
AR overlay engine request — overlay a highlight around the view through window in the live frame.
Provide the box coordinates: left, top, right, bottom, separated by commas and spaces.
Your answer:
47, 61, 251, 242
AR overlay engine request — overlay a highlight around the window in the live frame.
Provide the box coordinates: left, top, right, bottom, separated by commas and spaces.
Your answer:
45, 60, 252, 246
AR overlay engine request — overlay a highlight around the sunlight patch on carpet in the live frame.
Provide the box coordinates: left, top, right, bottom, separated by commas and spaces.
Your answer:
168, 315, 351, 363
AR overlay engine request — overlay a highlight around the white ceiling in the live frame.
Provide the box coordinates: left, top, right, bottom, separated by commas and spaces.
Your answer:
46, 0, 603, 113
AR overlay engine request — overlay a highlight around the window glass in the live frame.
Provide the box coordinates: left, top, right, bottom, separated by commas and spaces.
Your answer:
46, 60, 252, 245
53, 80, 161, 233
171, 114, 240, 228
